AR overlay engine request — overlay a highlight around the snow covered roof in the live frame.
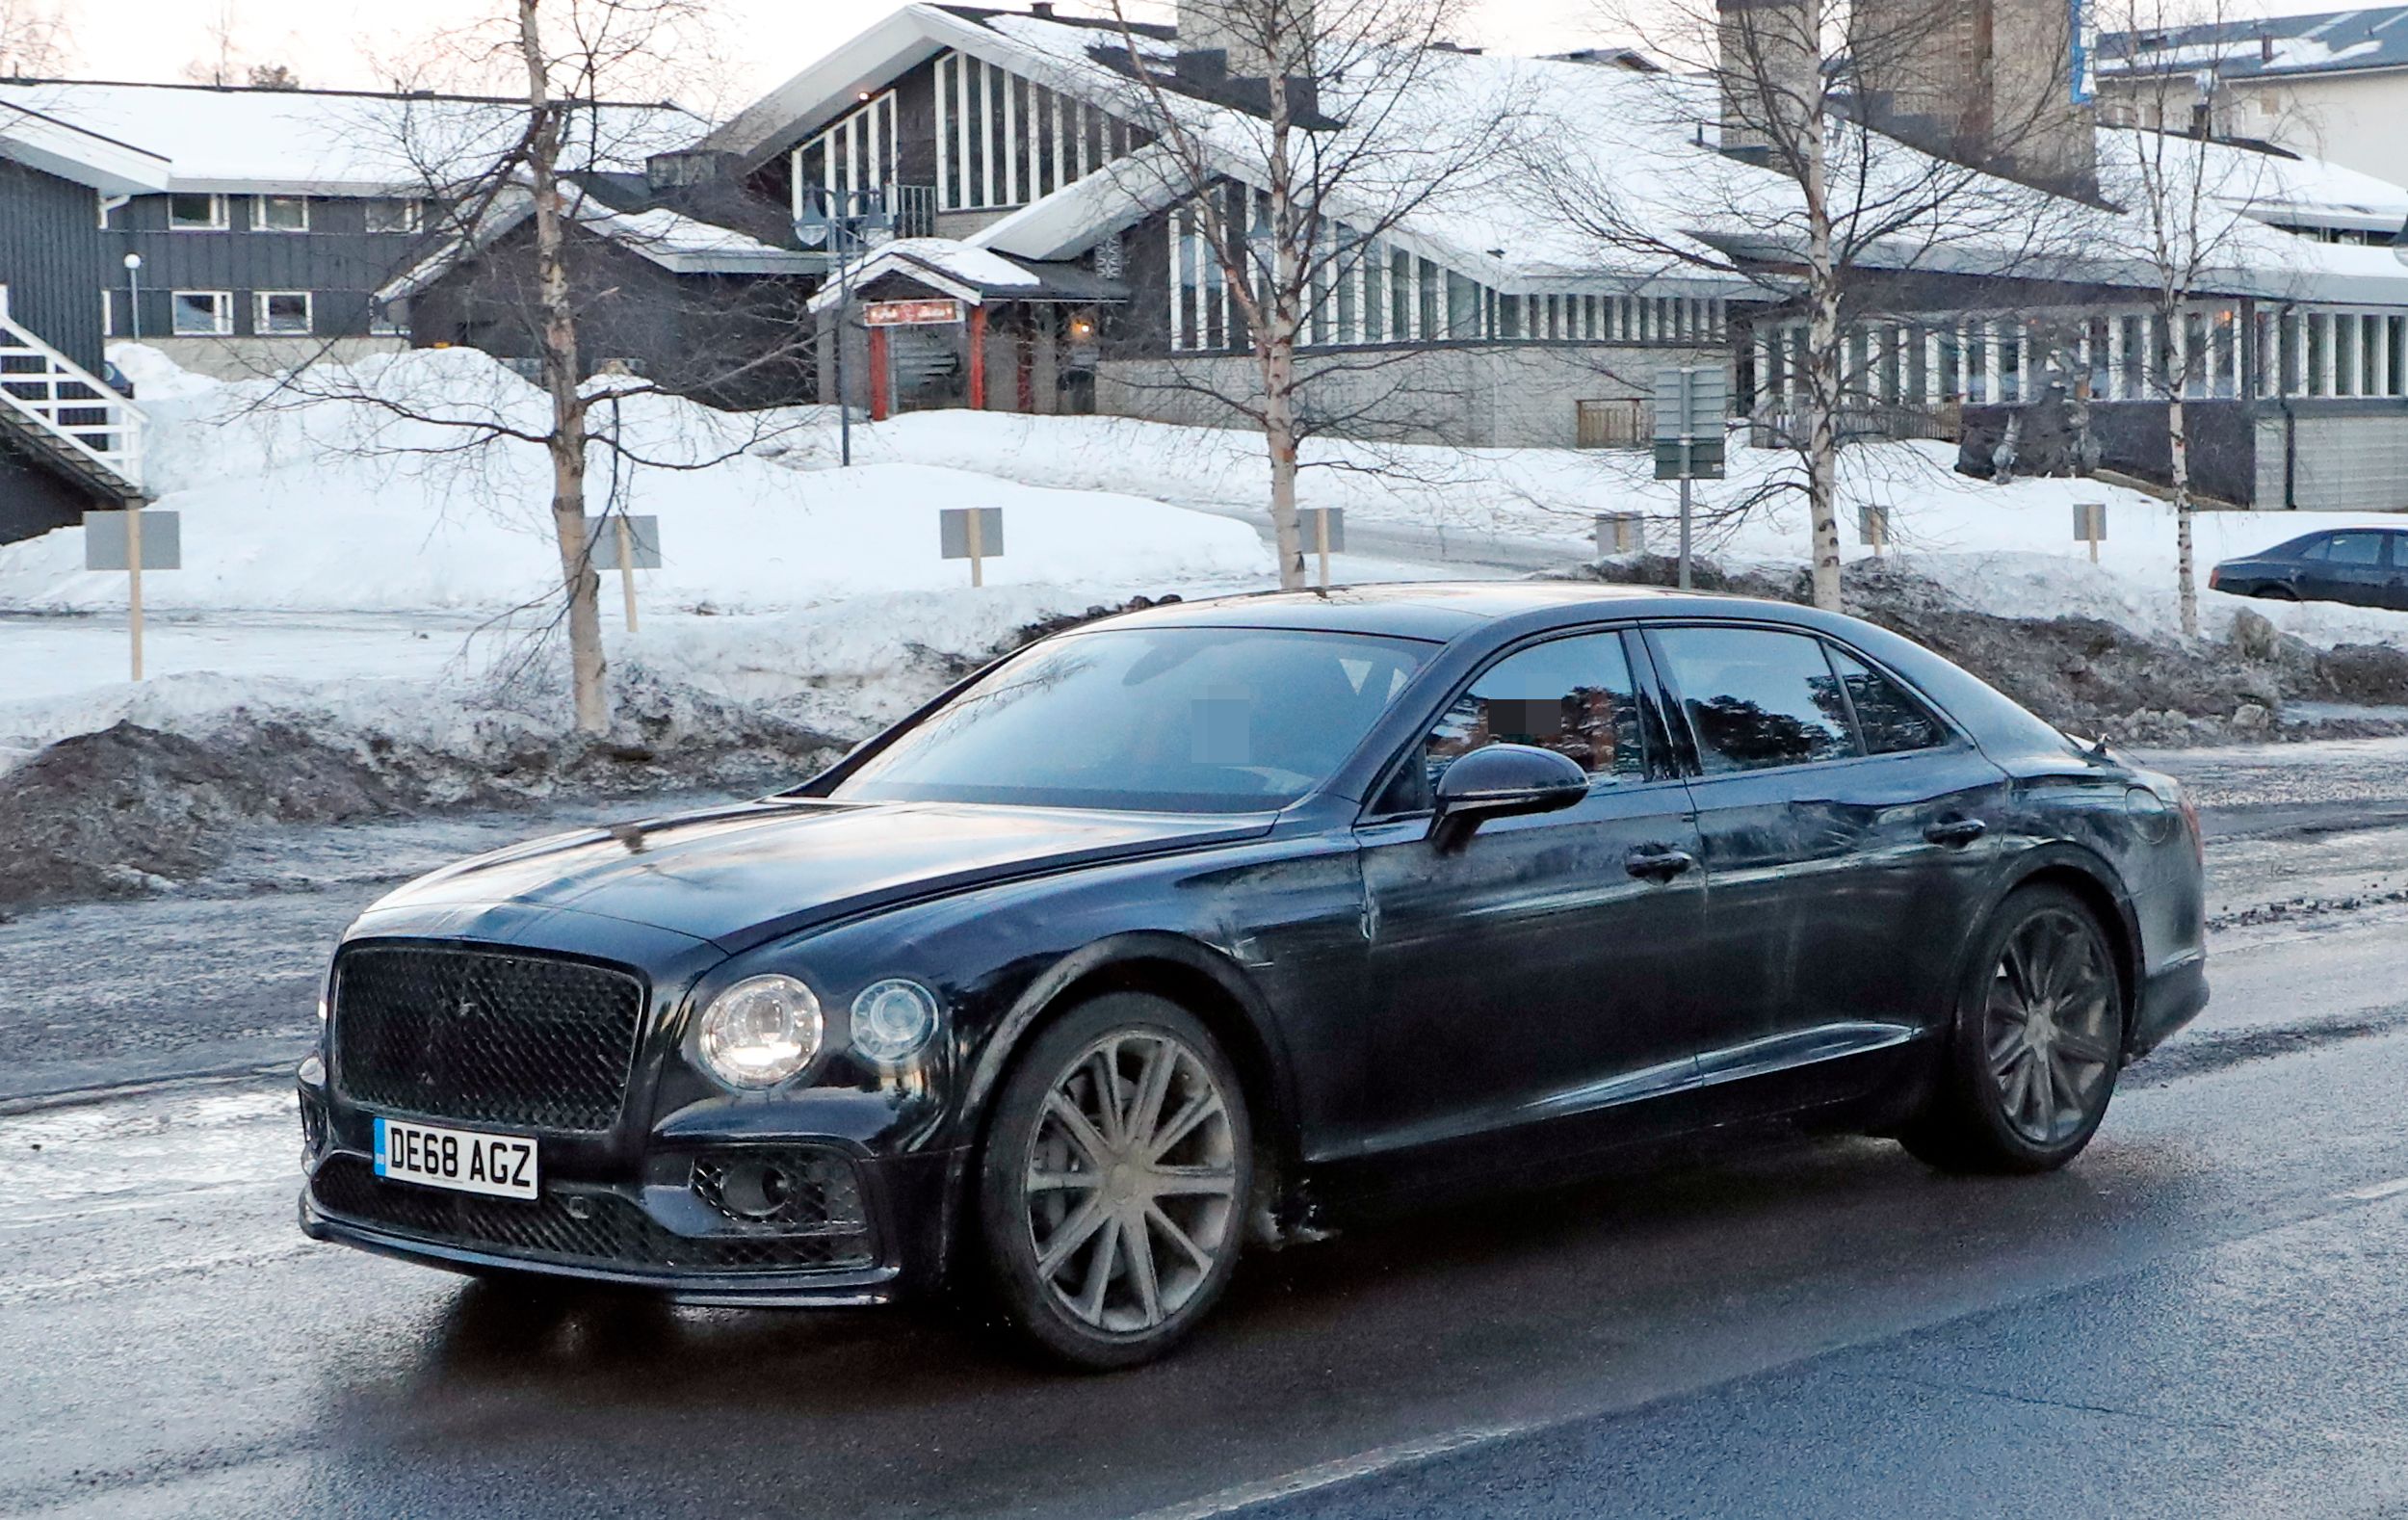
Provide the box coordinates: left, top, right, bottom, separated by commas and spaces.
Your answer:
0, 97, 170, 195
802, 237, 1123, 314
380, 186, 819, 301
0, 80, 701, 197
2103, 127, 2408, 235
2099, 7, 2408, 84
720, 3, 2408, 309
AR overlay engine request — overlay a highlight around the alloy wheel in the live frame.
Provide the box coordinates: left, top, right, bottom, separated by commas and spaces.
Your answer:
1982, 908, 2120, 1146
1021, 1031, 1239, 1335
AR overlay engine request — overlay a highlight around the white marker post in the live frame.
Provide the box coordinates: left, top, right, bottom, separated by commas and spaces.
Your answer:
585, 514, 662, 632
2075, 502, 2107, 564
84, 509, 180, 682
1302, 508, 1345, 590
940, 508, 1006, 587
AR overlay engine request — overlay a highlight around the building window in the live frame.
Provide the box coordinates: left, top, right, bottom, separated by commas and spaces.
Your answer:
254, 291, 313, 335
169, 193, 228, 230
369, 294, 409, 336
253, 196, 309, 233
171, 290, 233, 334
366, 199, 422, 234
102, 290, 115, 338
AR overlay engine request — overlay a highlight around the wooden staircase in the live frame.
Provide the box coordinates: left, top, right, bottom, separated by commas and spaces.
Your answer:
0, 286, 146, 506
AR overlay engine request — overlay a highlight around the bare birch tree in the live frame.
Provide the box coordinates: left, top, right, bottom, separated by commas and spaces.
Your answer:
2096, 0, 2285, 639
0, 0, 69, 75
1533, 0, 2100, 610
1098, 0, 1527, 590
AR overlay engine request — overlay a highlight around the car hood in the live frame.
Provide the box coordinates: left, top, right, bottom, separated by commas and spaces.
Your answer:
362, 798, 1279, 954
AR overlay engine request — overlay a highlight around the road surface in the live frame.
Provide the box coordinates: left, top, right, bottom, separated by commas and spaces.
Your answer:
4, 738, 2407, 1519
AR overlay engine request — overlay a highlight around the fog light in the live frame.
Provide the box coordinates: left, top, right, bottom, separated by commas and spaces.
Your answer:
851, 979, 939, 1063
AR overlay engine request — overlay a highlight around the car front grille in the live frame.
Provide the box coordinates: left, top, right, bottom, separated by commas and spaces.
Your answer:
330, 945, 644, 1133
308, 1153, 877, 1274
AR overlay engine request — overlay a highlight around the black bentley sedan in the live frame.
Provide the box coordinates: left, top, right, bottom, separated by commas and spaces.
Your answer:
299, 585, 2209, 1367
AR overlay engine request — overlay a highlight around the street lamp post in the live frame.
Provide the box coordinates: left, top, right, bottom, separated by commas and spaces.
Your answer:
795, 188, 895, 468
122, 252, 143, 342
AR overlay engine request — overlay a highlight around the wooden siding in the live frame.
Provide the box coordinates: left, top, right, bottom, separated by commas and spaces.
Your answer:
0, 158, 109, 373
0, 447, 98, 542
104, 194, 437, 339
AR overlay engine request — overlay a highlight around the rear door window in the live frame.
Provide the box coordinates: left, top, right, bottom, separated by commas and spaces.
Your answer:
2321, 533, 2386, 566
1653, 627, 1859, 774
1826, 646, 1949, 754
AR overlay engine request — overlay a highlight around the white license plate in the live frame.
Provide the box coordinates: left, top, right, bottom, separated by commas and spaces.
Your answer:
373, 1115, 539, 1201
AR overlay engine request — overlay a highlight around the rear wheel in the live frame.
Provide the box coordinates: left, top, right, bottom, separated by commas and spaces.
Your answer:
2261, 585, 2300, 602
976, 994, 1252, 1370
1903, 885, 2126, 1175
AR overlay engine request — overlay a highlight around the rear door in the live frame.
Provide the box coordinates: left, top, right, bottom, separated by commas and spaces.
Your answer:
1355, 628, 1709, 1172
2299, 532, 2391, 608
1644, 623, 2010, 1111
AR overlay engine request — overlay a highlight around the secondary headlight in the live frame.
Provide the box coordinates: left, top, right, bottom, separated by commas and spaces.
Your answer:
696, 975, 824, 1089
851, 979, 940, 1064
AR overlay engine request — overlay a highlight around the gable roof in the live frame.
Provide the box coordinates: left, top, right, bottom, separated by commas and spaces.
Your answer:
0, 79, 700, 196
379, 182, 818, 302
2099, 6, 2408, 84
0, 96, 170, 195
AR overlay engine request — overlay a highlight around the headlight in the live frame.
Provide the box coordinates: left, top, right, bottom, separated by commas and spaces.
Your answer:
696, 975, 824, 1089
851, 979, 940, 1064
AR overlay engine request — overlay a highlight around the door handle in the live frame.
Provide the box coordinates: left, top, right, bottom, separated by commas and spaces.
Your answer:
1924, 819, 1989, 848
1626, 846, 1697, 881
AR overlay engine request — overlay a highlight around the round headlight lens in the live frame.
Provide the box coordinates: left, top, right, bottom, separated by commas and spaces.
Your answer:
851, 979, 940, 1064
696, 975, 824, 1089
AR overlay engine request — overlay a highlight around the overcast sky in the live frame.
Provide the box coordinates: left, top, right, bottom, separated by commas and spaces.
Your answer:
26, 0, 2370, 107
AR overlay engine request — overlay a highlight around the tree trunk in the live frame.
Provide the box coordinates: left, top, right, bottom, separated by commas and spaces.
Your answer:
1796, 76, 1845, 613
1263, 54, 1307, 592
520, 0, 608, 734
2170, 391, 2198, 639
1265, 335, 1306, 590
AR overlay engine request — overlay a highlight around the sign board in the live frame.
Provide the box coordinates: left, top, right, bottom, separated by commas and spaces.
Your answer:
2074, 503, 2107, 543
865, 299, 967, 328
2069, 0, 2099, 107
1596, 511, 1645, 557
84, 509, 181, 571
940, 508, 1006, 562
1858, 503, 1891, 550
1653, 367, 1729, 482
585, 514, 662, 570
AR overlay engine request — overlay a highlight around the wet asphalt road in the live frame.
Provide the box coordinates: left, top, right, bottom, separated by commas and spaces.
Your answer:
5, 742, 2408, 1518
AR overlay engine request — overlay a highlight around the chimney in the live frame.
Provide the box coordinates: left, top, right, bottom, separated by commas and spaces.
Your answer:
1852, 0, 2096, 197
1716, 0, 1819, 167
1178, 0, 1311, 89
2260, 32, 2276, 66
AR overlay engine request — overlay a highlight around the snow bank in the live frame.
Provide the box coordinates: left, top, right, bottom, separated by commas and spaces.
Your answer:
0, 349, 1270, 616
806, 409, 2408, 648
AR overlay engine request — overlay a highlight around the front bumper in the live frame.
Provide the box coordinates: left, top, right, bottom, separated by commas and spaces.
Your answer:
298, 1062, 962, 1306
2132, 953, 2210, 1060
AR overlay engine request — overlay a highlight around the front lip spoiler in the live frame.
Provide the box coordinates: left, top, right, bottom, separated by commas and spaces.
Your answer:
299, 1193, 904, 1308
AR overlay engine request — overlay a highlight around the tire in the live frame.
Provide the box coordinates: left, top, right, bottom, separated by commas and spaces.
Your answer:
975, 993, 1253, 1371
2261, 586, 2300, 602
1902, 884, 2127, 1175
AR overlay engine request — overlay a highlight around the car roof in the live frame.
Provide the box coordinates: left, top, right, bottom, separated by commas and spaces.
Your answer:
1088, 582, 1816, 642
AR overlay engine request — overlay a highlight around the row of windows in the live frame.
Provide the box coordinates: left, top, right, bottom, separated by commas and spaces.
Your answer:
103, 288, 408, 338
1391, 624, 1944, 811
145, 193, 423, 234
1758, 306, 2408, 407
1169, 202, 1729, 354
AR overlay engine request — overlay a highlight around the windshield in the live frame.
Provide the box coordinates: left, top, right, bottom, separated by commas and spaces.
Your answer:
831, 626, 1435, 813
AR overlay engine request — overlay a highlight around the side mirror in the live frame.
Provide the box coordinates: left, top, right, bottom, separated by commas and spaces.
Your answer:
1429, 744, 1590, 852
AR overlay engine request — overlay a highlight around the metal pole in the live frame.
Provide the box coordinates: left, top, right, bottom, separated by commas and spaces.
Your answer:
615, 516, 640, 633
125, 510, 144, 682
1678, 476, 1694, 590
836, 234, 853, 468
966, 507, 985, 588
127, 267, 142, 342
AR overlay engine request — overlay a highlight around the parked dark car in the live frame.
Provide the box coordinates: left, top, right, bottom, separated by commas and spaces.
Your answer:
2212, 528, 2408, 611
298, 586, 2209, 1367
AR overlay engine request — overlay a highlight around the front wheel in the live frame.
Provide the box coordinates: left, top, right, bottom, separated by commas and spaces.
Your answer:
1903, 885, 2126, 1175
976, 994, 1252, 1370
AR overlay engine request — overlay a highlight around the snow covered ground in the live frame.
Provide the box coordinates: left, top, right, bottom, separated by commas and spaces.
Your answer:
6, 344, 2406, 780
812, 409, 2408, 648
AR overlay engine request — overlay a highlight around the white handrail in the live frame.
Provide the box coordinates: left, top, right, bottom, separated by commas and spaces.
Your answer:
0, 307, 147, 494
